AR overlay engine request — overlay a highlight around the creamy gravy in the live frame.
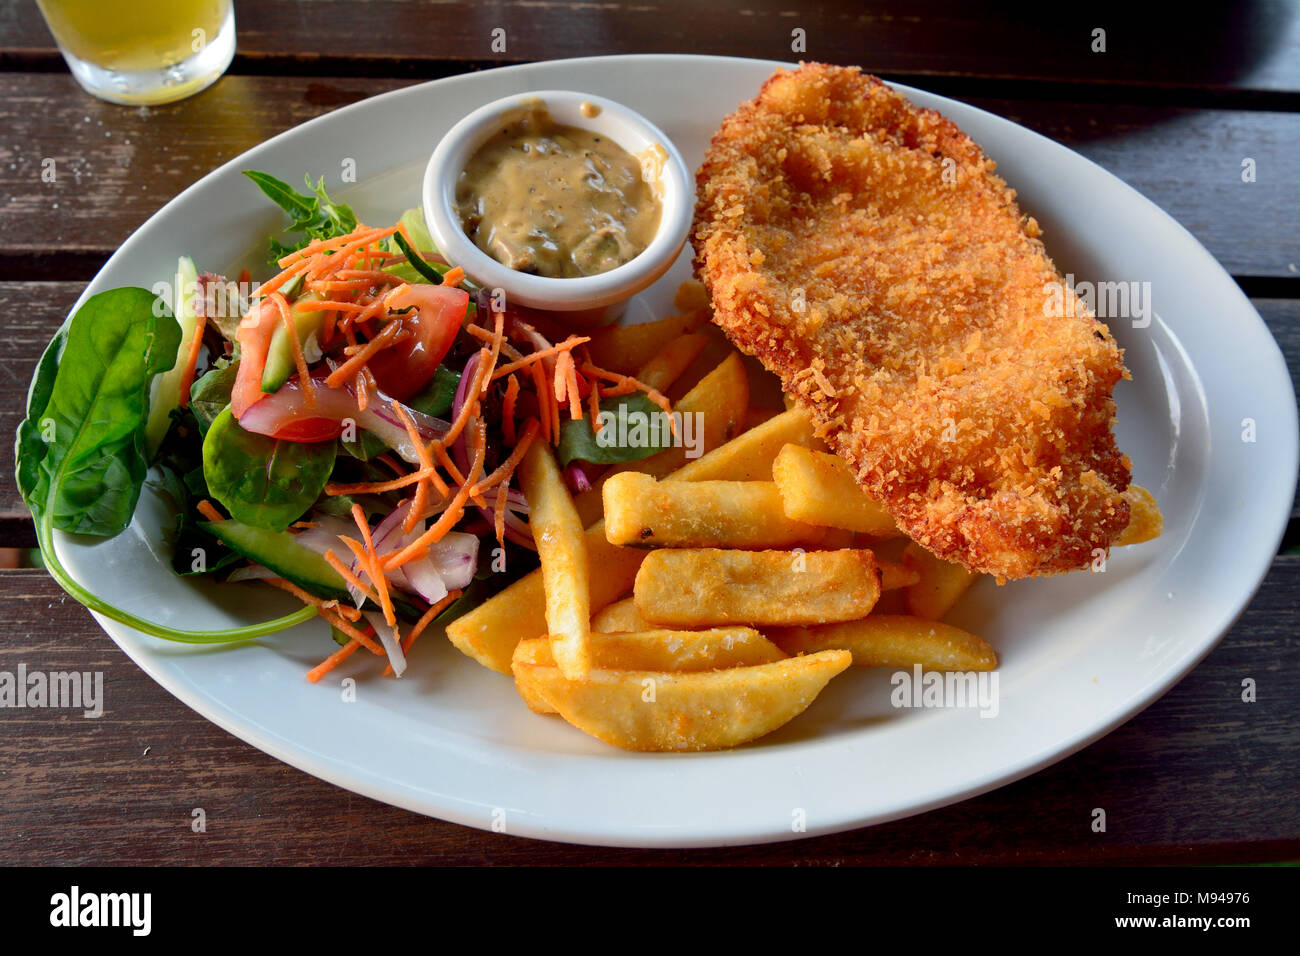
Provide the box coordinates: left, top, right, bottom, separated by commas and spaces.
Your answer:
455, 100, 662, 278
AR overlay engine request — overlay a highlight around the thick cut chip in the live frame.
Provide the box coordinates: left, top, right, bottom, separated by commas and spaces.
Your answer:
635, 548, 880, 627
902, 541, 979, 620
513, 628, 787, 714
515, 649, 852, 751
770, 615, 996, 670
603, 473, 825, 549
518, 442, 591, 678
772, 444, 898, 536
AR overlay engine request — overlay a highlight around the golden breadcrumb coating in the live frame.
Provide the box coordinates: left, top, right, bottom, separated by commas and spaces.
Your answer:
693, 63, 1131, 579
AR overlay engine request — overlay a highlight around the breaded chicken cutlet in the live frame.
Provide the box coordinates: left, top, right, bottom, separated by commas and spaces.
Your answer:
692, 63, 1132, 580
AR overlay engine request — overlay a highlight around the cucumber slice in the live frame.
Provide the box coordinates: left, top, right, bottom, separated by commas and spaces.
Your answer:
200, 519, 351, 602
198, 519, 428, 621
261, 288, 326, 393
145, 255, 200, 456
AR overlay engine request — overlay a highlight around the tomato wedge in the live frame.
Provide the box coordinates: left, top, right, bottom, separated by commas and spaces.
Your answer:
237, 374, 356, 443
366, 284, 469, 401
231, 298, 280, 418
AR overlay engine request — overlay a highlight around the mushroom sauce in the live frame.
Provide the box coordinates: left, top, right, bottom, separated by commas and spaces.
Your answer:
455, 100, 662, 279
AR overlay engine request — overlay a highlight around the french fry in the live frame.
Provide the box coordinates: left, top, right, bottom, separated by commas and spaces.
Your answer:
769, 615, 997, 670
513, 627, 787, 714
515, 649, 852, 751
633, 333, 709, 392
743, 406, 782, 432
518, 442, 591, 678
673, 278, 710, 313
446, 408, 819, 673
667, 330, 739, 401
603, 473, 826, 549
902, 541, 979, 620
635, 548, 880, 627
878, 559, 921, 590
1115, 484, 1163, 546
585, 309, 708, 373
591, 596, 651, 633
672, 406, 817, 482
573, 351, 751, 526
772, 444, 897, 536
511, 636, 559, 714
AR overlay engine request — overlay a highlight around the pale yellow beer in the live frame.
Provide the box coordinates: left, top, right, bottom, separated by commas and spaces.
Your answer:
36, 0, 235, 105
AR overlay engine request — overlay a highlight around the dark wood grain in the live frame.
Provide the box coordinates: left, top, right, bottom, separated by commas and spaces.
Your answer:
0, 556, 1295, 865
1, 73, 1298, 281
4, 0, 1300, 103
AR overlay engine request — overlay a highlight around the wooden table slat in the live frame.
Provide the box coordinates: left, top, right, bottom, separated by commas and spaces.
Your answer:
3, 1, 1300, 100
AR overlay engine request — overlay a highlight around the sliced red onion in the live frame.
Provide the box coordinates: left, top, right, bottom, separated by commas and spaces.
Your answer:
400, 557, 449, 605
450, 350, 482, 478
227, 564, 276, 583
563, 462, 593, 493
241, 371, 450, 465
425, 532, 478, 590
362, 610, 407, 678
294, 516, 359, 557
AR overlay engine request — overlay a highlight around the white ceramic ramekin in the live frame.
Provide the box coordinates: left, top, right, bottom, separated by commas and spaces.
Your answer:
422, 90, 692, 325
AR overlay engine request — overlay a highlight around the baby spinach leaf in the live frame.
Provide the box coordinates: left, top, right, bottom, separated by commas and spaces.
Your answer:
17, 287, 181, 537
557, 392, 673, 468
15, 287, 317, 643
203, 407, 336, 531
189, 358, 240, 434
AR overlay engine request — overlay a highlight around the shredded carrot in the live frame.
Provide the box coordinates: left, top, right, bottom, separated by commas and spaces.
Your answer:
319, 610, 385, 655
175, 298, 209, 410
481, 307, 505, 394
493, 482, 508, 547
324, 320, 402, 388
565, 357, 583, 421
441, 266, 465, 288
528, 357, 551, 443
325, 467, 439, 497
323, 548, 381, 607
352, 504, 395, 627
392, 402, 434, 533
403, 589, 461, 654
441, 347, 491, 448
384, 422, 486, 570
490, 335, 591, 381
307, 638, 362, 683
263, 576, 361, 621
196, 500, 224, 522
502, 374, 519, 445
270, 291, 314, 402
253, 254, 317, 299
298, 299, 370, 313
587, 372, 602, 432
581, 362, 678, 437
354, 366, 369, 411
315, 227, 399, 278
473, 418, 540, 495
432, 443, 486, 509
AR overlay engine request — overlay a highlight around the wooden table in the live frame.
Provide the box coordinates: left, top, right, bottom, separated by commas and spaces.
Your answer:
1, 1, 1296, 865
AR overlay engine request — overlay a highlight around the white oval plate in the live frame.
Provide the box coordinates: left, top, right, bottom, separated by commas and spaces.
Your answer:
54, 55, 1297, 848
